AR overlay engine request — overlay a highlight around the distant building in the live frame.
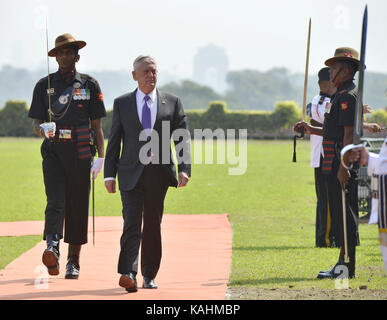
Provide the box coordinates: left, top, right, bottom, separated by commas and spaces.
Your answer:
193, 44, 229, 94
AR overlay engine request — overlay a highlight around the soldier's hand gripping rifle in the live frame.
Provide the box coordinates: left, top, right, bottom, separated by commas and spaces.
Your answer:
340, 5, 368, 263
293, 18, 311, 162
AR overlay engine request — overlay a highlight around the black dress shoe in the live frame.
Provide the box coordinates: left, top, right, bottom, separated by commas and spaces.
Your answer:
42, 246, 60, 276
42, 234, 60, 276
65, 244, 81, 279
317, 261, 355, 279
65, 259, 80, 279
119, 273, 138, 292
318, 246, 356, 279
143, 277, 158, 289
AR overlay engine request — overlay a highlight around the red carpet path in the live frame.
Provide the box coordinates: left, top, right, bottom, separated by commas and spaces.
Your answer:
0, 214, 232, 300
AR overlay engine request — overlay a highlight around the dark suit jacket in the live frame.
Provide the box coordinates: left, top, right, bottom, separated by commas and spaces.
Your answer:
104, 89, 191, 191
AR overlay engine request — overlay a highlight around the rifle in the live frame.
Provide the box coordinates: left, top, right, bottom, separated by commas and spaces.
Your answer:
340, 5, 368, 263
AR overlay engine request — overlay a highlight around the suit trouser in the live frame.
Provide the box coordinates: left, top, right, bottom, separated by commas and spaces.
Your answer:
314, 165, 335, 247
41, 139, 91, 245
325, 163, 359, 248
118, 164, 170, 279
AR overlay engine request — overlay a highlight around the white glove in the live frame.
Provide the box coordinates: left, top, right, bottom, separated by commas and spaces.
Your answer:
91, 158, 104, 179
40, 122, 56, 139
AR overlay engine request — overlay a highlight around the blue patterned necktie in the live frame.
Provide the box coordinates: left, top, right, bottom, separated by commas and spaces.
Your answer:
141, 95, 152, 157
141, 95, 151, 133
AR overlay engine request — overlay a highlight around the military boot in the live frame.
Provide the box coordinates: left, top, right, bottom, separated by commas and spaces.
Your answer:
317, 246, 356, 279
65, 244, 81, 279
42, 234, 60, 276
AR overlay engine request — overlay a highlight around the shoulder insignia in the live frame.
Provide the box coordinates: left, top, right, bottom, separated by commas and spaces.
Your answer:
341, 102, 349, 111
97, 92, 103, 102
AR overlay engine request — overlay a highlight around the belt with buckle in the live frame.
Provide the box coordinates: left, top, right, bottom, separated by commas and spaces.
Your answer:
58, 129, 72, 139
54, 127, 75, 142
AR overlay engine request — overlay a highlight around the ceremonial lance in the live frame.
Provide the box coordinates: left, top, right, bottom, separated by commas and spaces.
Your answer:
293, 18, 311, 162
40, 17, 55, 135
46, 17, 52, 122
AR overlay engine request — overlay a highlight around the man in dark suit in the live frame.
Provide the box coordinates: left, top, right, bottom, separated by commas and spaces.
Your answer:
104, 55, 191, 292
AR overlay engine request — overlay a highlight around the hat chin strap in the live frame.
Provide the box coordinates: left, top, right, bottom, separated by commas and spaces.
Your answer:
332, 65, 344, 83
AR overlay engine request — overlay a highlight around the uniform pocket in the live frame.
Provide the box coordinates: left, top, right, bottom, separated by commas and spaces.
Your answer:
40, 139, 50, 158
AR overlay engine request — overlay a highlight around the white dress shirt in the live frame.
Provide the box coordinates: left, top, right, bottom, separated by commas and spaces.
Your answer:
310, 94, 330, 168
136, 88, 158, 137
367, 137, 387, 224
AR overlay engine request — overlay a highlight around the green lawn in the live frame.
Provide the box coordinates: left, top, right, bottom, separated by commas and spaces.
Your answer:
0, 137, 386, 291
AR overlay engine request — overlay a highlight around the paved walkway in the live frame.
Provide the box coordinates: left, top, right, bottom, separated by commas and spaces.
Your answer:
0, 214, 232, 300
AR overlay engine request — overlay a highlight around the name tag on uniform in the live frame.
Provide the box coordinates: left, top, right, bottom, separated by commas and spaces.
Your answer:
59, 129, 72, 139
73, 89, 90, 100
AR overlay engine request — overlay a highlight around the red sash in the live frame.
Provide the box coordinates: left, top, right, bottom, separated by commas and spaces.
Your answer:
322, 140, 336, 174
53, 125, 92, 160
75, 126, 92, 159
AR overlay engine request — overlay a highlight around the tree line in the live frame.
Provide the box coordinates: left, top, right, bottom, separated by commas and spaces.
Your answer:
1, 65, 387, 113
1, 99, 386, 138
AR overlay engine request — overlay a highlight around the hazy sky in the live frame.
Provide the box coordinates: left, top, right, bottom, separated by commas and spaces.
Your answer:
1, 0, 386, 77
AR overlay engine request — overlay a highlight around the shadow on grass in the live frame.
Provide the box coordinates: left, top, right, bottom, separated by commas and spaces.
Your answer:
230, 277, 315, 286
364, 252, 383, 257
359, 236, 380, 241
233, 246, 313, 251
